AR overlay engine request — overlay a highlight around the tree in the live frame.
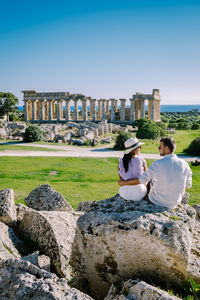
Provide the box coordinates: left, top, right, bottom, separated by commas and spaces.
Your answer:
184, 137, 200, 155
23, 125, 43, 142
113, 132, 132, 150
0, 92, 18, 121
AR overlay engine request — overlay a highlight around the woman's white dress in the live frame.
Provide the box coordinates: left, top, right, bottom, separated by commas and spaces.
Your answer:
118, 156, 147, 201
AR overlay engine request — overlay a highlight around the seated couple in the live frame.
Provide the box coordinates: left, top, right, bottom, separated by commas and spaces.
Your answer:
118, 137, 192, 209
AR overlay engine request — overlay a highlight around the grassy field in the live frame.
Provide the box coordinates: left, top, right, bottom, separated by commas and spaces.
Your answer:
0, 157, 199, 209
134, 130, 200, 154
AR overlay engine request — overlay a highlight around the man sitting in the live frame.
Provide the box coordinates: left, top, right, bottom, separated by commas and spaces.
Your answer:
118, 137, 192, 209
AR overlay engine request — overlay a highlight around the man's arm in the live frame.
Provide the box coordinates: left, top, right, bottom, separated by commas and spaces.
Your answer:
118, 178, 140, 186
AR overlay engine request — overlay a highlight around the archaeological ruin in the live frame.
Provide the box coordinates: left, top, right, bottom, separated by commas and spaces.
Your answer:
22, 89, 161, 124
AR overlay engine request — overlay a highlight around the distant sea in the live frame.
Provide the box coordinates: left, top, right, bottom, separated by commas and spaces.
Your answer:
16, 104, 200, 113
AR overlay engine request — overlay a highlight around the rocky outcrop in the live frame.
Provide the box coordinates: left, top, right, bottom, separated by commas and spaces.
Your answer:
24, 184, 73, 212
0, 222, 23, 262
105, 279, 181, 300
19, 210, 80, 278
0, 188, 16, 225
0, 258, 94, 300
73, 195, 200, 299
192, 204, 200, 220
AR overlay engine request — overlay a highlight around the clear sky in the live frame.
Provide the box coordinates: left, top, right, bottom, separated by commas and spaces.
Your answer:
1, 0, 200, 105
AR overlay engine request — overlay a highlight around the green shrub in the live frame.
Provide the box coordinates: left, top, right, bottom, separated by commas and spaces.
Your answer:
132, 118, 154, 129
23, 125, 43, 142
167, 123, 178, 129
136, 123, 160, 139
184, 137, 200, 155
113, 132, 131, 150
191, 123, 200, 130
177, 122, 191, 130
156, 121, 168, 130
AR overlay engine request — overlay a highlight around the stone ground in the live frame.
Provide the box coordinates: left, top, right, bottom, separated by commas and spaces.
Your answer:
0, 142, 199, 161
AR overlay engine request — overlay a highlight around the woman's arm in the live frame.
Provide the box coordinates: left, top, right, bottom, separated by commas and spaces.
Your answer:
118, 178, 140, 186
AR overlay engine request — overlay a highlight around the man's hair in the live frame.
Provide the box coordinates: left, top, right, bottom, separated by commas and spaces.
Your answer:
160, 137, 176, 153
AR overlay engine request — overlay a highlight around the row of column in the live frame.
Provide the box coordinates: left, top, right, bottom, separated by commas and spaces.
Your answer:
24, 98, 157, 123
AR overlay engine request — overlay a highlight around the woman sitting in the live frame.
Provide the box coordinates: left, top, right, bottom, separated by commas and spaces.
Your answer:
118, 137, 147, 201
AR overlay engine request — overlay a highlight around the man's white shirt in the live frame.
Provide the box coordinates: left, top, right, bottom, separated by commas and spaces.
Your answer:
139, 154, 192, 209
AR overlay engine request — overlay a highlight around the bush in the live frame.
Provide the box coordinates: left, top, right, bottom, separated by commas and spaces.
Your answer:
191, 123, 200, 130
136, 122, 167, 140
177, 122, 191, 130
167, 123, 178, 129
132, 118, 154, 129
113, 132, 131, 150
23, 125, 43, 142
184, 137, 200, 155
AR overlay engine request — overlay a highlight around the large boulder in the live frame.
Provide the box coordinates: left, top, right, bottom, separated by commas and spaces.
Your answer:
72, 195, 200, 299
19, 210, 79, 278
0, 188, 16, 225
105, 279, 181, 300
24, 184, 73, 212
0, 222, 23, 262
0, 258, 94, 300
15, 203, 34, 222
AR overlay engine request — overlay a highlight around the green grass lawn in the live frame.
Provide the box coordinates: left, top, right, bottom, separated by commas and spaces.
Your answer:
136, 130, 200, 154
0, 157, 199, 209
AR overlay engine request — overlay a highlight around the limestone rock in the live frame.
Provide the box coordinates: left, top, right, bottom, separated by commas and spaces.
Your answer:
73, 195, 200, 299
24, 184, 73, 212
0, 222, 22, 262
21, 251, 51, 272
19, 210, 79, 278
192, 204, 200, 220
15, 203, 35, 222
0, 258, 94, 300
105, 279, 181, 300
0, 188, 16, 225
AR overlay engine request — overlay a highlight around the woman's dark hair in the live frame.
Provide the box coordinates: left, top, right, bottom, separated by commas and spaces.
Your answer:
123, 152, 132, 173
160, 137, 176, 153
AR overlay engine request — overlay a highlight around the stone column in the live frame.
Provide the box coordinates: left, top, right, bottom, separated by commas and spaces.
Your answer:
150, 100, 155, 121
57, 100, 61, 121
130, 99, 135, 122
92, 99, 96, 122
74, 99, 78, 121
24, 101, 28, 122
40, 100, 43, 121
101, 99, 106, 120
48, 99, 52, 121
140, 100, 145, 119
97, 100, 102, 119
89, 99, 93, 119
65, 99, 71, 121
32, 100, 36, 121
82, 99, 88, 121
114, 100, 118, 112
120, 99, 126, 122
110, 98, 115, 122
106, 100, 109, 115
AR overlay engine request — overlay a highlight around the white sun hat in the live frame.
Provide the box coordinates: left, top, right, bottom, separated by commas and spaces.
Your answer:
124, 137, 144, 155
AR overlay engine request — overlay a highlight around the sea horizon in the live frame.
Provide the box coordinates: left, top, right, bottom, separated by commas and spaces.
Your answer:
16, 104, 200, 113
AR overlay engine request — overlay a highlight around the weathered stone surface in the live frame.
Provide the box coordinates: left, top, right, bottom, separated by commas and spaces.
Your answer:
15, 203, 34, 222
73, 195, 200, 299
24, 184, 73, 212
105, 279, 181, 300
0, 258, 94, 300
19, 210, 79, 278
21, 251, 51, 272
0, 188, 16, 225
0, 222, 22, 262
192, 204, 200, 220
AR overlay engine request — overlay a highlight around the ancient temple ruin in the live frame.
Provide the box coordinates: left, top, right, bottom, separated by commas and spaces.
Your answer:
22, 89, 161, 123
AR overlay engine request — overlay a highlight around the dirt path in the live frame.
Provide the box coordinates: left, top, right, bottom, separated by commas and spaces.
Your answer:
0, 143, 198, 161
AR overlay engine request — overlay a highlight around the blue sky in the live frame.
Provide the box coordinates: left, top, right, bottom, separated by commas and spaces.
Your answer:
1, 0, 200, 105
